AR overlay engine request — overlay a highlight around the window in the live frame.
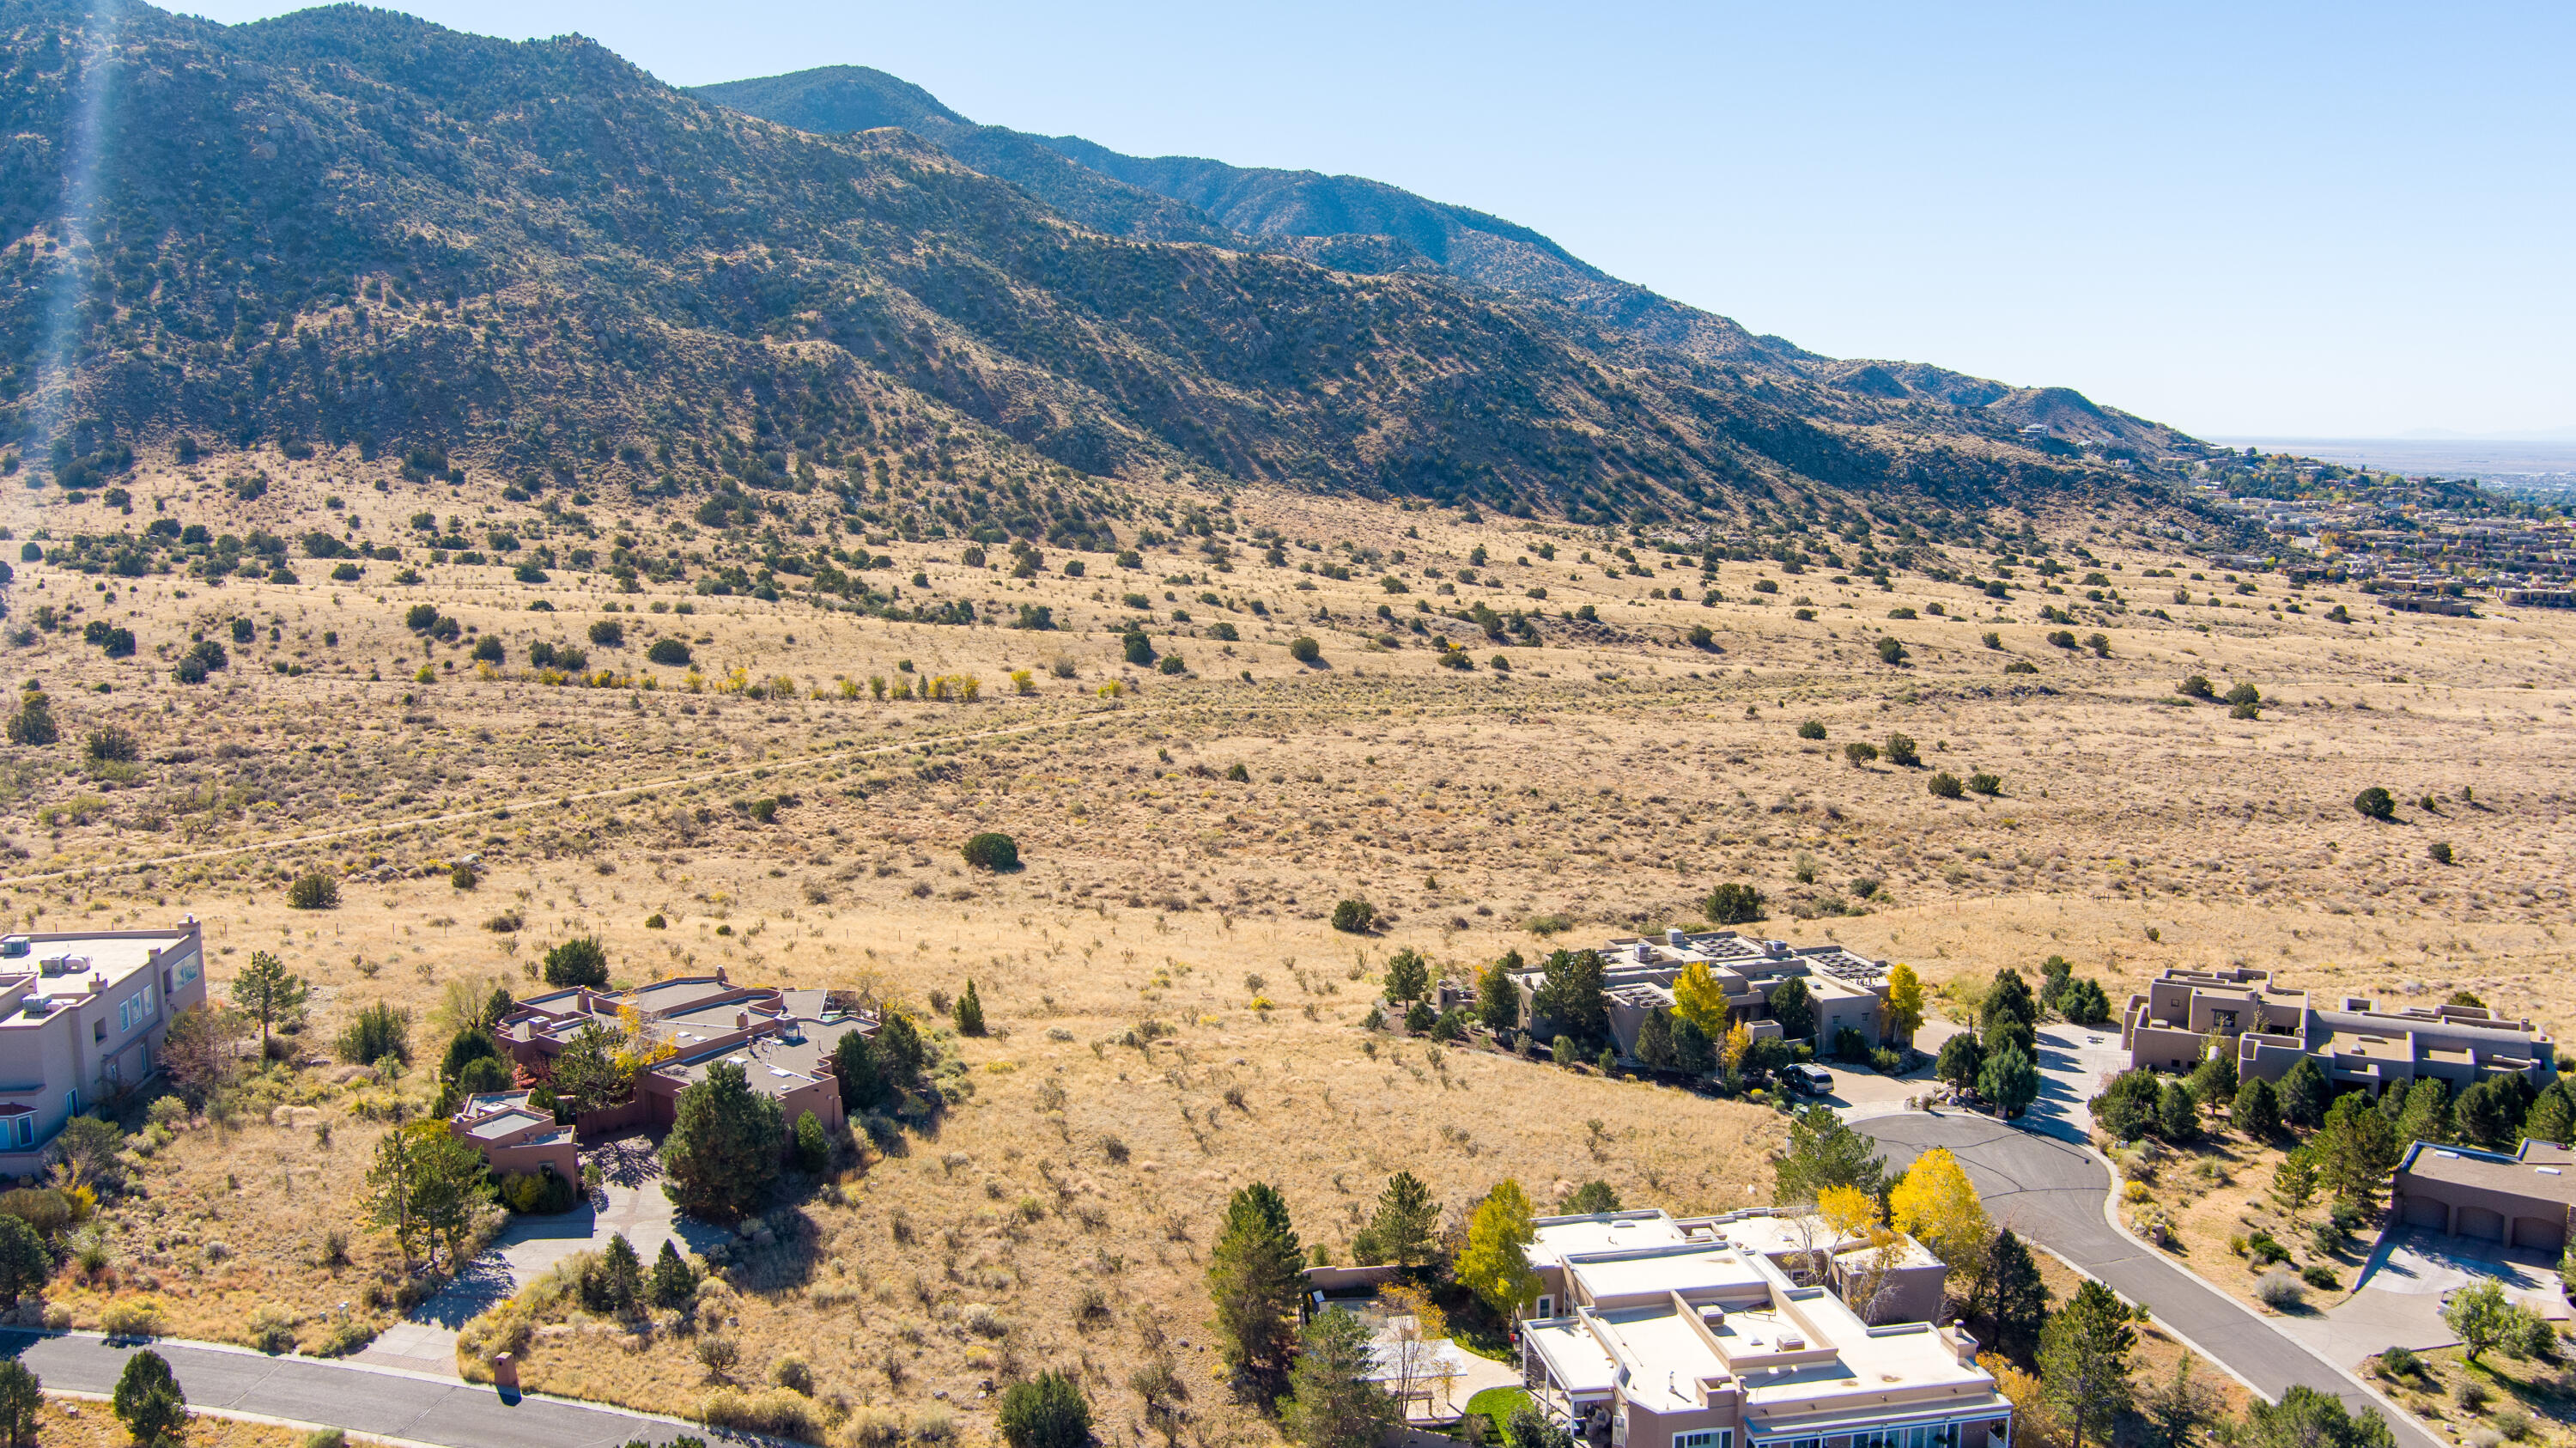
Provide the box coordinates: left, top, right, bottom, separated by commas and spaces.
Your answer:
1535, 1296, 1554, 1317
11, 1118, 27, 1149
177, 958, 200, 986
1677, 1433, 1733, 1448
63, 1091, 77, 1116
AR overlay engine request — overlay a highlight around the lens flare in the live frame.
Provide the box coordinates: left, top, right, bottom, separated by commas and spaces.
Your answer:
18, 1, 126, 495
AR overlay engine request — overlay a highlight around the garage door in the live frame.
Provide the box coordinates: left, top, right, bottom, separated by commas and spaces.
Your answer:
2515, 1215, 2566, 1251
2401, 1195, 2448, 1230
2458, 1205, 2506, 1242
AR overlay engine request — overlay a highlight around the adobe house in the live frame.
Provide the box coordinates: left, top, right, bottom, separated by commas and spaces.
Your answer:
2121, 965, 2556, 1096
1508, 931, 1893, 1057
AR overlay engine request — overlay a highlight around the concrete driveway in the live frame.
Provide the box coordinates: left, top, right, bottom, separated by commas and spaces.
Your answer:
355, 1135, 721, 1378
1856, 1112, 2442, 1448
2277, 1226, 2572, 1367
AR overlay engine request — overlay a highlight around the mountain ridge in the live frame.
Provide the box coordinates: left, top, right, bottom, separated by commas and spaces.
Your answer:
3, 3, 2188, 543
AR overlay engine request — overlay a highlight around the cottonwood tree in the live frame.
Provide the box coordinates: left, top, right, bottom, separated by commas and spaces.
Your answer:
1454, 1180, 1540, 1317
1890, 1147, 1991, 1308
1881, 963, 1925, 1045
1208, 1182, 1303, 1396
2038, 1281, 2136, 1448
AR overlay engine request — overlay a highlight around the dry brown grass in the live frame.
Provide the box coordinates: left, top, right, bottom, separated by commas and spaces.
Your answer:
35, 1395, 320, 1448
8, 449, 2575, 1441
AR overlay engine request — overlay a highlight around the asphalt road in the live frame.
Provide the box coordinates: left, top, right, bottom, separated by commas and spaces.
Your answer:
0, 1331, 696, 1448
1858, 1113, 2441, 1448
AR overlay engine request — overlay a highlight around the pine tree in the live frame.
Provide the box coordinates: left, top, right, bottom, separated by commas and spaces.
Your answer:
2038, 1281, 2136, 1448
662, 1060, 786, 1223
1767, 977, 1816, 1041
1935, 1033, 1985, 1093
2157, 1081, 2200, 1141
1532, 950, 1608, 1048
1362, 1171, 1440, 1267
832, 1026, 891, 1110
1635, 1009, 1677, 1070
598, 1232, 642, 1311
112, 1349, 185, 1446
1477, 952, 1522, 1035
1981, 968, 2038, 1059
2276, 1057, 2328, 1129
229, 950, 309, 1049
2233, 1077, 2281, 1138
1771, 1105, 1888, 1205
650, 1238, 699, 1307
955, 979, 986, 1036
1979, 1043, 2042, 1118
1382, 949, 1430, 1004
1979, 1229, 2048, 1358
2524, 1080, 2576, 1147
1207, 1182, 1303, 1396
0, 1360, 36, 1448
2396, 1077, 2454, 1146
1279, 1305, 1397, 1448
2316, 1094, 2400, 1206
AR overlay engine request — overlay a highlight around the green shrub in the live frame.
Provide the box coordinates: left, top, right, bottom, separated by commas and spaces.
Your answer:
542, 935, 609, 989
795, 1110, 831, 1174
1844, 741, 1879, 766
1875, 636, 1906, 665
1705, 883, 1764, 924
998, 1369, 1092, 1448
1797, 720, 1826, 740
85, 727, 138, 764
2428, 841, 2454, 865
1885, 733, 1919, 767
336, 1002, 411, 1064
2353, 787, 2396, 821
2300, 1263, 2339, 1290
287, 873, 340, 910
1967, 771, 2002, 795
647, 638, 691, 666
1331, 898, 1376, 934
963, 833, 1020, 872
587, 620, 624, 647
1287, 636, 1321, 665
1927, 771, 1964, 800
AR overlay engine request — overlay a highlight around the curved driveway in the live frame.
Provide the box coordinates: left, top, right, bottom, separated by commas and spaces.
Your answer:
1858, 1112, 2440, 1448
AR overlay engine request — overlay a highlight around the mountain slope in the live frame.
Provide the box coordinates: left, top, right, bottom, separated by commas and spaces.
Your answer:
693, 66, 2190, 454
3, 3, 2166, 537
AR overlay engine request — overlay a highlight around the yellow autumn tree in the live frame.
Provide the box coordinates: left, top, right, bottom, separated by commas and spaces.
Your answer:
1882, 962, 1926, 1045
1889, 1147, 1992, 1303
1673, 962, 1732, 1040
1817, 1183, 1881, 1237
1721, 1019, 1752, 1075
1454, 1180, 1540, 1317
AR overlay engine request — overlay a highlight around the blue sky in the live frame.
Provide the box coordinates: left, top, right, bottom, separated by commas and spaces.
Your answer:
174, 0, 2575, 439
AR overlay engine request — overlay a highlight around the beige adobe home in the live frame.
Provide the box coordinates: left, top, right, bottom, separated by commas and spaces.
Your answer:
0, 922, 209, 1179
2120, 964, 2556, 1094
1517, 1208, 2008, 1448
448, 1090, 580, 1181
2392, 1140, 2576, 1250
1508, 930, 1893, 1056
493, 972, 872, 1138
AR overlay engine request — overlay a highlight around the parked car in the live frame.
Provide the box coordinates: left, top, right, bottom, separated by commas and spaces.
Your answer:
1783, 1062, 1836, 1096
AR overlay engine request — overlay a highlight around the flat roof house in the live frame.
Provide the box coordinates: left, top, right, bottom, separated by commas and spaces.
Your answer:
1510, 931, 1893, 1058
448, 1089, 580, 1182
2392, 1139, 2576, 1251
2121, 965, 2556, 1096
495, 971, 869, 1138
0, 922, 209, 1178
1518, 1208, 2008, 1448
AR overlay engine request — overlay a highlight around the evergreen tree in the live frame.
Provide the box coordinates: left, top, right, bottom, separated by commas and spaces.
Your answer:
2186, 1049, 2238, 1110
2038, 1281, 2136, 1448
2457, 1075, 2537, 1150
1979, 1229, 2048, 1358
1563, 1180, 1621, 1214
1981, 969, 2038, 1060
1359, 1171, 1441, 1268
0, 1217, 45, 1304
229, 950, 309, 1049
1477, 952, 1523, 1035
1279, 1305, 1397, 1448
598, 1232, 642, 1311
2269, 1147, 2319, 1213
876, 1011, 927, 1082
2038, 956, 2074, 1012
1935, 1033, 1984, 1093
832, 1026, 892, 1110
1767, 976, 1816, 1042
1772, 1105, 1888, 1206
2233, 1077, 2281, 1138
2239, 1388, 2396, 1448
2277, 1057, 2328, 1129
113, 1349, 186, 1446
2395, 1077, 2453, 1146
2524, 1080, 2576, 1147
1531, 950, 1609, 1049
955, 979, 986, 1036
0, 1360, 36, 1448
795, 1110, 831, 1173
650, 1238, 700, 1307
542, 935, 610, 989
1635, 1009, 1677, 1070
1979, 1043, 2042, 1118
2060, 977, 2115, 1026
2157, 1081, 2200, 1142
1208, 1183, 1303, 1396
1671, 1015, 1716, 1075
2090, 1070, 2161, 1141
662, 1060, 787, 1222
2315, 1094, 2401, 1206
1382, 949, 1431, 1003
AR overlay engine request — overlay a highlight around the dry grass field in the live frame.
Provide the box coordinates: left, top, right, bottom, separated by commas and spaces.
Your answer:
3, 446, 2573, 1444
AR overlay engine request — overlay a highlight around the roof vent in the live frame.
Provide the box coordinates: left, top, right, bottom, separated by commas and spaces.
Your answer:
1667, 928, 1688, 947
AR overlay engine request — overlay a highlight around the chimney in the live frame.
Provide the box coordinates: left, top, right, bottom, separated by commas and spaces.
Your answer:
1667, 928, 1688, 947
715, 965, 729, 984
88, 973, 104, 995
736, 1011, 750, 1030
